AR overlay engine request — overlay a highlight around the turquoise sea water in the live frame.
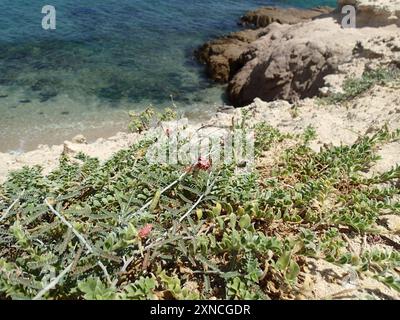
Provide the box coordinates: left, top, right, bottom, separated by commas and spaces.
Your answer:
0, 0, 335, 152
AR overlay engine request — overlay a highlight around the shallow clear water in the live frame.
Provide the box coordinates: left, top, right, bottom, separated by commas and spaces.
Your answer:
0, 0, 335, 152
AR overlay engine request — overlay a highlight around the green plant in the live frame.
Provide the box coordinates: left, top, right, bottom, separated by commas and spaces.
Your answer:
123, 276, 158, 300
128, 107, 178, 133
0, 117, 398, 300
77, 278, 117, 300
325, 68, 400, 104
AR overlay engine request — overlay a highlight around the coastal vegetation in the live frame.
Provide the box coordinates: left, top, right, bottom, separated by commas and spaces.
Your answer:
1, 98, 399, 299
324, 68, 400, 104
1, 0, 399, 301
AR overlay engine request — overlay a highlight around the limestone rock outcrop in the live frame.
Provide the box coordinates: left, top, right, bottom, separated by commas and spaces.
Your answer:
194, 29, 268, 83
228, 18, 368, 105
194, 6, 332, 83
239, 6, 334, 28
197, 1, 400, 107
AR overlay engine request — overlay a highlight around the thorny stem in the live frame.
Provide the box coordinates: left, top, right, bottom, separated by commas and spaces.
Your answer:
45, 199, 112, 284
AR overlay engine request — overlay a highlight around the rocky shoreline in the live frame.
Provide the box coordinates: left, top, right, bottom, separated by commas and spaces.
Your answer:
1, 2, 400, 300
195, 0, 400, 106
1, 77, 399, 184
194, 6, 334, 84
1, 0, 400, 184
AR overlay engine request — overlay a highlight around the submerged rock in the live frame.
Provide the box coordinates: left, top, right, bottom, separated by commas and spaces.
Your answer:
39, 89, 58, 102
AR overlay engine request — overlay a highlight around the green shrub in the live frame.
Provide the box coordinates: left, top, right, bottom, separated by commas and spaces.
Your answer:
0, 121, 399, 300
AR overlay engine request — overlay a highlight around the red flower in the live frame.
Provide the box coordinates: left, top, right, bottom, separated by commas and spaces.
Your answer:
195, 156, 212, 171
165, 128, 172, 137
184, 157, 212, 174
138, 224, 153, 239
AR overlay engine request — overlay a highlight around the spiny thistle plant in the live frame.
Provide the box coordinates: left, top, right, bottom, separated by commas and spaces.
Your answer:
0, 111, 399, 300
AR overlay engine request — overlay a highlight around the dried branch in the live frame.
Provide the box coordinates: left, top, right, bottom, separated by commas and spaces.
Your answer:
0, 192, 24, 223
45, 199, 93, 253
126, 170, 188, 220
45, 199, 111, 284
33, 262, 74, 300
126, 147, 218, 221
179, 172, 216, 222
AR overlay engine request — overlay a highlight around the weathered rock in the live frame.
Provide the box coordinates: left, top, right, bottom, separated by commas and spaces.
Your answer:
228, 16, 400, 106
320, 33, 400, 96
62, 141, 78, 157
197, 1, 400, 107
355, 34, 400, 65
195, 29, 267, 83
227, 20, 351, 105
338, 0, 400, 27
379, 215, 400, 233
195, 6, 333, 84
71, 134, 87, 144
240, 6, 334, 28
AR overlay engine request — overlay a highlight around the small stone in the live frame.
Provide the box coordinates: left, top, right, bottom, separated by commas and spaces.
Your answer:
379, 215, 400, 233
71, 134, 87, 144
62, 141, 76, 156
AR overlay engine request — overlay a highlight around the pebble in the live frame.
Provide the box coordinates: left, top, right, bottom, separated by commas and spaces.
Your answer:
71, 134, 87, 144
379, 215, 400, 233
